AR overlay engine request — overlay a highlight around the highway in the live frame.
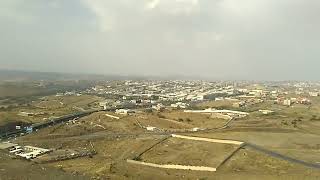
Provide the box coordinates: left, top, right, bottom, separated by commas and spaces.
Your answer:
0, 109, 101, 139
245, 143, 320, 169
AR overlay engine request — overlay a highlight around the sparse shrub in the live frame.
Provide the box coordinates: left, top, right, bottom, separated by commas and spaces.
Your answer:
199, 178, 208, 180
109, 163, 117, 173
310, 115, 320, 121
178, 118, 184, 122
186, 118, 192, 122
282, 121, 288, 126
133, 156, 142, 161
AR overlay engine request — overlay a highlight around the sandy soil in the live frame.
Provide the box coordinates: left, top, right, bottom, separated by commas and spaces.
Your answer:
140, 138, 238, 167
5, 108, 320, 179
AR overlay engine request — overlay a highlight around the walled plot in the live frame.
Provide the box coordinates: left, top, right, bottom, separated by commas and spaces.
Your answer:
127, 135, 244, 172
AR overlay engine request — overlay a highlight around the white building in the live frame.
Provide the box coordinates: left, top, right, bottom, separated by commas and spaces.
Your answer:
259, 110, 275, 115
18, 112, 34, 117
152, 103, 165, 111
191, 127, 201, 132
10, 145, 51, 160
283, 99, 291, 106
309, 92, 319, 97
171, 102, 188, 109
146, 126, 157, 131
115, 109, 135, 115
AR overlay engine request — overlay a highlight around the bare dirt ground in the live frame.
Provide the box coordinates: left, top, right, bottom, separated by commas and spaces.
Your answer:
0, 95, 103, 131
155, 111, 229, 129
4, 107, 320, 179
140, 138, 239, 167
0, 152, 89, 180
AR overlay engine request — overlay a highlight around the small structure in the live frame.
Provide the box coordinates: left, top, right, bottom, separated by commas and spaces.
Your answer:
3, 143, 52, 160
191, 127, 201, 132
171, 102, 188, 109
152, 103, 165, 111
259, 110, 275, 115
18, 112, 34, 117
283, 99, 292, 106
9, 147, 23, 154
146, 126, 157, 131
232, 101, 246, 108
99, 100, 112, 110
15, 146, 51, 160
298, 98, 311, 105
115, 109, 135, 115
309, 92, 319, 97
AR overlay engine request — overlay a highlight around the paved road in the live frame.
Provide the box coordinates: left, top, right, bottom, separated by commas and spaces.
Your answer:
245, 143, 320, 169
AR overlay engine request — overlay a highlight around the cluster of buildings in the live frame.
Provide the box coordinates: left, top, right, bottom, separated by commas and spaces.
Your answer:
89, 81, 248, 111
79, 80, 320, 115
56, 91, 82, 97
275, 97, 311, 106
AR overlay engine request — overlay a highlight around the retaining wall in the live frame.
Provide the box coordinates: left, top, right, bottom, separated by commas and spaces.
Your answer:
171, 134, 244, 145
127, 160, 216, 172
105, 114, 120, 119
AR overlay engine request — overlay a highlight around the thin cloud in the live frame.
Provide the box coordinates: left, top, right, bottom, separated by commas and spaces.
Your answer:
0, 0, 319, 80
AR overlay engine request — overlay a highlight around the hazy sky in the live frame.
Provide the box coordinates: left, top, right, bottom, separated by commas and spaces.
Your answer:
0, 0, 319, 80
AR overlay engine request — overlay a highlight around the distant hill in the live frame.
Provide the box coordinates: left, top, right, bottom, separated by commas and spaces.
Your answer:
0, 69, 207, 82
0, 69, 123, 82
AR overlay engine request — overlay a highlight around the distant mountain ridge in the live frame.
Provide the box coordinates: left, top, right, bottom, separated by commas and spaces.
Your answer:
0, 69, 96, 81
0, 69, 208, 82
